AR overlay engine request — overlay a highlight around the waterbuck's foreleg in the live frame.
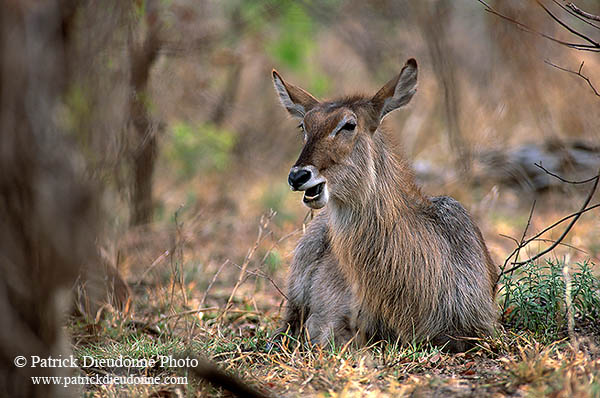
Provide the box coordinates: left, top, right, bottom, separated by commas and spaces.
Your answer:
271, 214, 330, 343
272, 213, 355, 347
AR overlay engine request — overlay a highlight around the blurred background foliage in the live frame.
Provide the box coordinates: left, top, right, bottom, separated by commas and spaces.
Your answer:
165, 122, 236, 179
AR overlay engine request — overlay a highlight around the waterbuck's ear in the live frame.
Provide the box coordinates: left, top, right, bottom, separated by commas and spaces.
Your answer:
272, 70, 319, 119
371, 58, 418, 122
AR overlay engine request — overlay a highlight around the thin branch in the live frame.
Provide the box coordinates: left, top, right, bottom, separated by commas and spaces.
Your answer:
184, 356, 270, 398
219, 211, 275, 320
500, 200, 536, 314
566, 2, 600, 22
553, 0, 600, 31
500, 200, 536, 280
233, 262, 288, 301
535, 238, 589, 254
200, 259, 229, 307
512, 200, 536, 268
135, 249, 170, 286
518, 202, 600, 254
477, 0, 600, 52
544, 60, 600, 97
499, 234, 520, 246
499, 234, 587, 253
234, 229, 302, 302
148, 307, 261, 328
531, 238, 588, 254
535, 161, 600, 184
502, 167, 600, 275
536, 1, 600, 47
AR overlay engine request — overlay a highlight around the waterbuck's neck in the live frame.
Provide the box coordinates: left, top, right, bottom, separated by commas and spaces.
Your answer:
325, 129, 434, 321
328, 130, 427, 233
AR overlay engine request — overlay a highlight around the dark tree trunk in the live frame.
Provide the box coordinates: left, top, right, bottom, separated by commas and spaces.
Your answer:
0, 1, 98, 396
131, 132, 157, 225
211, 61, 242, 127
417, 2, 471, 174
129, 4, 161, 226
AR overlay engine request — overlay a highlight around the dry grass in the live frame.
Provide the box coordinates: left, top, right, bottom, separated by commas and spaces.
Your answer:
68, 172, 600, 397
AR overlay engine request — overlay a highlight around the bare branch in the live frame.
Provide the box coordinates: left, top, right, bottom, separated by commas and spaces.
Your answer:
200, 259, 229, 307
512, 200, 536, 269
234, 263, 289, 301
183, 354, 271, 398
566, 2, 600, 22
236, 228, 302, 302
544, 60, 600, 97
535, 161, 600, 183
501, 167, 600, 276
135, 249, 170, 286
219, 211, 275, 320
536, 1, 600, 47
499, 200, 536, 288
517, 202, 600, 256
502, 234, 591, 255
530, 238, 588, 254
553, 0, 600, 31
499, 234, 520, 246
477, 0, 600, 52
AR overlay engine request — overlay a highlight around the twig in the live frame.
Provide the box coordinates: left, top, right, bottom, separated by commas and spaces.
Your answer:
500, 200, 536, 313
232, 262, 288, 301
181, 353, 271, 398
219, 211, 275, 320
500, 234, 588, 253
536, 161, 600, 183
231, 218, 299, 304
529, 238, 588, 254
169, 205, 187, 312
200, 259, 229, 307
499, 234, 520, 246
135, 249, 170, 286
500, 201, 536, 280
515, 200, 536, 265
502, 167, 600, 276
302, 209, 313, 234
544, 60, 600, 97
536, 1, 600, 48
477, 0, 600, 52
553, 1, 600, 31
566, 2, 600, 22
148, 307, 261, 328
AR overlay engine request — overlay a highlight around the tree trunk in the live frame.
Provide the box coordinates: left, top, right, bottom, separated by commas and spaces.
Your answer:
417, 1, 471, 174
129, 4, 161, 226
0, 1, 99, 396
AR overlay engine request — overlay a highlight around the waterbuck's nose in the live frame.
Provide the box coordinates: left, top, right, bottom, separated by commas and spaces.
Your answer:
288, 168, 311, 190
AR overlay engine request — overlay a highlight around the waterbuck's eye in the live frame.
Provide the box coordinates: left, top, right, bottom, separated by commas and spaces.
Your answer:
329, 119, 357, 138
297, 123, 307, 141
342, 122, 356, 131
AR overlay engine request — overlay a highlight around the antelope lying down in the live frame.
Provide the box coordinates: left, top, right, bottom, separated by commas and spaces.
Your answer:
272, 59, 498, 352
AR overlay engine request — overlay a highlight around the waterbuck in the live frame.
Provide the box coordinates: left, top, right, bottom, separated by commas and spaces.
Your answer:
272, 59, 498, 351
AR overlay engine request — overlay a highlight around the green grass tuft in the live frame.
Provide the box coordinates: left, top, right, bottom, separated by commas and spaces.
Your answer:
500, 259, 600, 341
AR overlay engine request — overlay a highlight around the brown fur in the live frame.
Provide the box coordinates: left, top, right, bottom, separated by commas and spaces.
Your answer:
273, 59, 498, 351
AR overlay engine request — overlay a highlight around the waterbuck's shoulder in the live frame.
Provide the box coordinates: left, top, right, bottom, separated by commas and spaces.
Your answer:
295, 211, 330, 252
425, 195, 477, 230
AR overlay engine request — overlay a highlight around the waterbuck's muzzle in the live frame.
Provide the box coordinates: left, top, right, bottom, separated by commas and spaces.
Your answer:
288, 166, 329, 209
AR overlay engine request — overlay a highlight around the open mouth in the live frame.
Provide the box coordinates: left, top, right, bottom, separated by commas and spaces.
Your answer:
303, 182, 325, 203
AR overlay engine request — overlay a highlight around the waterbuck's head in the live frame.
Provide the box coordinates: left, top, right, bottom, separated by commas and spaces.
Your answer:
272, 59, 418, 209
